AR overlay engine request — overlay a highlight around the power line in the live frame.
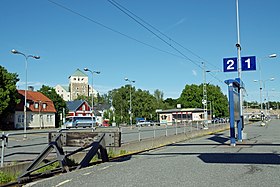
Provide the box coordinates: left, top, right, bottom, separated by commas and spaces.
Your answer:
48, 0, 225, 84
107, 0, 226, 83
107, 0, 201, 69
47, 0, 185, 60
109, 0, 207, 62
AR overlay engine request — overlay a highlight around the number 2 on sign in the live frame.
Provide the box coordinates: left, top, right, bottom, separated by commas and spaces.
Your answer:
227, 60, 235, 70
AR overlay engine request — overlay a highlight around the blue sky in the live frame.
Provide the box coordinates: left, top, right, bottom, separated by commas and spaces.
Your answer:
1, 0, 279, 102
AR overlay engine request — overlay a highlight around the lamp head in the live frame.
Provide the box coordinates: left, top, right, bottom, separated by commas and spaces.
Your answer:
11, 49, 18, 54
269, 54, 277, 58
84, 68, 89, 71
33, 56, 40, 59
124, 78, 128, 81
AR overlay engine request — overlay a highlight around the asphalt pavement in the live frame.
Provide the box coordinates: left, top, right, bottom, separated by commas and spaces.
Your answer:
26, 119, 280, 187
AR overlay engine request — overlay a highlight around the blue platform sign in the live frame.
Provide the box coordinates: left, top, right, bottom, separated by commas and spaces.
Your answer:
241, 56, 256, 71
223, 57, 237, 72
223, 56, 256, 72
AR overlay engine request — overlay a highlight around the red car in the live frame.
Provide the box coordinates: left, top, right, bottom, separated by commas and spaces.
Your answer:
103, 119, 110, 127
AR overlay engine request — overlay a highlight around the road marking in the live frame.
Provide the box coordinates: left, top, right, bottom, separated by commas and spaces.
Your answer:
83, 172, 92, 176
99, 165, 112, 170
54, 179, 72, 187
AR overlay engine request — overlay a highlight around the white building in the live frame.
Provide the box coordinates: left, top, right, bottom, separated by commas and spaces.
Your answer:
55, 69, 98, 101
15, 90, 56, 129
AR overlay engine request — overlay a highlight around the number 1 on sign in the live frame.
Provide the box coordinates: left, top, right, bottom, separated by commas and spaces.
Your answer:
244, 58, 250, 69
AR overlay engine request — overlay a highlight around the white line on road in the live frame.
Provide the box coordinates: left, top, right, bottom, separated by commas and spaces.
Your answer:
98, 165, 112, 171
83, 172, 92, 176
54, 179, 72, 187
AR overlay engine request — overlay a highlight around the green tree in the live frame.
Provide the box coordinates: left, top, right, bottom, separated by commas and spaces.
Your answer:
178, 84, 202, 108
154, 89, 165, 109
110, 86, 158, 124
164, 98, 178, 109
0, 66, 20, 129
133, 89, 157, 121
38, 85, 67, 127
178, 84, 229, 117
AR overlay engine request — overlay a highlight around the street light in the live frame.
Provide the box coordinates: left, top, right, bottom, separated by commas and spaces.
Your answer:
203, 68, 220, 129
11, 49, 40, 139
257, 53, 277, 114
254, 77, 275, 121
84, 68, 100, 129
125, 78, 135, 127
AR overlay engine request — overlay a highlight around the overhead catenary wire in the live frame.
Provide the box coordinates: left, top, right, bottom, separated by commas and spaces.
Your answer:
47, 0, 186, 60
107, 0, 201, 69
107, 0, 225, 84
48, 0, 225, 84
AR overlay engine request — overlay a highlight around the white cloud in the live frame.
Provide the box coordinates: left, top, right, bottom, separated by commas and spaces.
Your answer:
192, 70, 197, 76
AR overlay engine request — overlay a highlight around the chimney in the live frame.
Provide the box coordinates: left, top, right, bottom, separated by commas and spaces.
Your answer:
28, 86, 34, 91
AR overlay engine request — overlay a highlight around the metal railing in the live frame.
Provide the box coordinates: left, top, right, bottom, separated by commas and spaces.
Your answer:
0, 121, 227, 167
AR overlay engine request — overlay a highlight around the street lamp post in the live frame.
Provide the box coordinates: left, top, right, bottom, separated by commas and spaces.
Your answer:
254, 77, 274, 123
204, 69, 220, 128
202, 62, 208, 129
125, 78, 135, 127
257, 54, 277, 113
84, 68, 100, 129
11, 49, 40, 139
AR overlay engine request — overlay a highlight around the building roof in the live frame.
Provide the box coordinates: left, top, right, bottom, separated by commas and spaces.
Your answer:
71, 69, 88, 77
55, 84, 69, 92
17, 90, 56, 113
67, 100, 89, 111
61, 85, 69, 92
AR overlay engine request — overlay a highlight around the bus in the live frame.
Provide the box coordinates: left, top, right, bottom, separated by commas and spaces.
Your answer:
64, 116, 96, 129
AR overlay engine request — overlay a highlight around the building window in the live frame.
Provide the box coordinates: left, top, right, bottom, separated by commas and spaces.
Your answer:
30, 114, 34, 122
17, 115, 24, 123
43, 103, 47, 109
34, 102, 39, 109
26, 103, 30, 108
47, 115, 50, 122
82, 104, 85, 111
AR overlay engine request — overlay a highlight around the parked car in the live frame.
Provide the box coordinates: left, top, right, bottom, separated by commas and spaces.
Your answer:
102, 119, 110, 127
136, 120, 151, 127
63, 116, 96, 129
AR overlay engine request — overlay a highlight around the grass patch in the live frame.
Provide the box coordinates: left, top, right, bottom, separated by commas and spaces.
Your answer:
0, 171, 18, 184
32, 161, 60, 174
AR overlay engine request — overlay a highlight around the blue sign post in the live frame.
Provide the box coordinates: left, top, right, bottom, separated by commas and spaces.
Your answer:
225, 78, 244, 146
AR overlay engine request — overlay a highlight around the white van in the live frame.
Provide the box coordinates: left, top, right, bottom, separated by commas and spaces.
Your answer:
64, 116, 96, 129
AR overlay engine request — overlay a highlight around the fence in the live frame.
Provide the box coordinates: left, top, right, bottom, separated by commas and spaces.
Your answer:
0, 121, 227, 167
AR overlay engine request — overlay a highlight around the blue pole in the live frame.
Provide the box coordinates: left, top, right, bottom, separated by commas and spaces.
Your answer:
228, 85, 236, 146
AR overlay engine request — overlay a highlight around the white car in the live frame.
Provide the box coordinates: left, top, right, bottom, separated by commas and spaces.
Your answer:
136, 120, 151, 127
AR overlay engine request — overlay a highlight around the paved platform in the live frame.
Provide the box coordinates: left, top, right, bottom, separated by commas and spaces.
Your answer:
27, 119, 280, 187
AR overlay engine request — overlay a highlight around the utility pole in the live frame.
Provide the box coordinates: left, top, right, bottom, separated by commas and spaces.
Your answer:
236, 0, 243, 142
202, 62, 208, 129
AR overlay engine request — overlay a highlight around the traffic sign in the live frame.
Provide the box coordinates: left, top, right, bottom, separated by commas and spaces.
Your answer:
223, 56, 256, 72
241, 56, 256, 71
223, 57, 237, 72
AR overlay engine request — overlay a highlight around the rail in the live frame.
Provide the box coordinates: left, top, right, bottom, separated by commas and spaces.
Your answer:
0, 121, 227, 167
